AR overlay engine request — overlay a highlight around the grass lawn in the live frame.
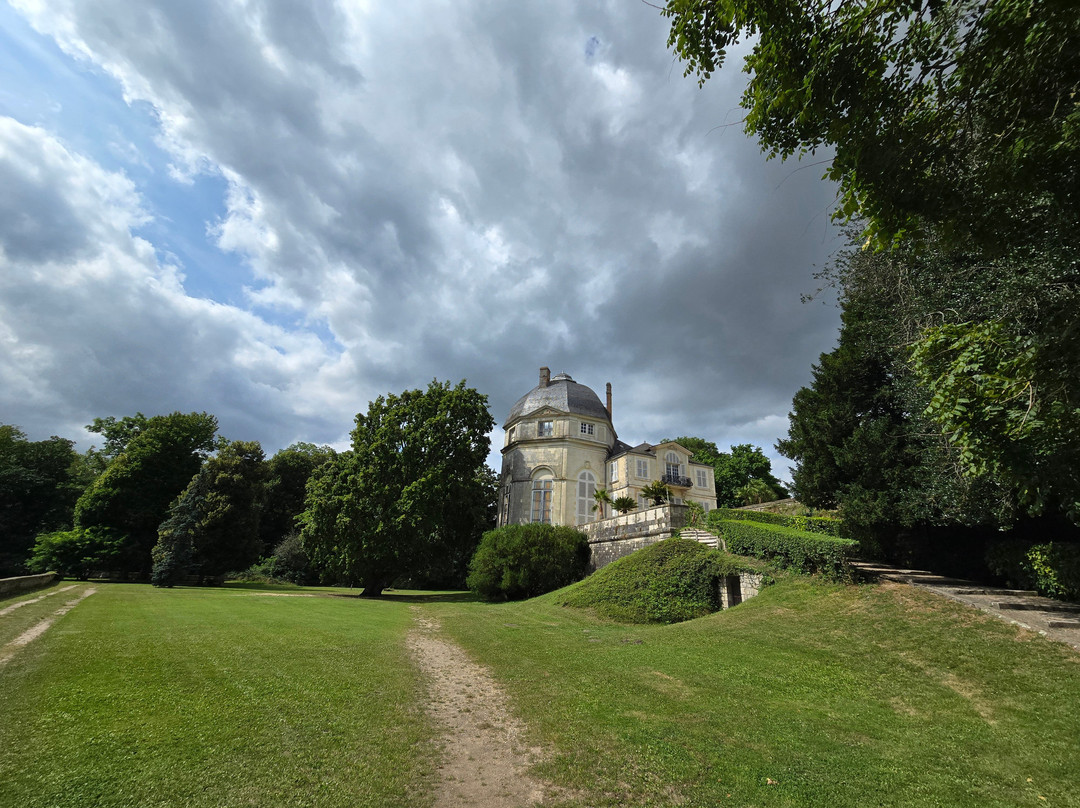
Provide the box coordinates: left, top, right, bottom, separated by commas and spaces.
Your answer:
3, 576, 1079, 807
0, 582, 436, 808
429, 578, 1080, 807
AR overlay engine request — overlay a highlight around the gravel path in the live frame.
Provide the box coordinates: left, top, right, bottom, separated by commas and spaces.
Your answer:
852, 562, 1080, 651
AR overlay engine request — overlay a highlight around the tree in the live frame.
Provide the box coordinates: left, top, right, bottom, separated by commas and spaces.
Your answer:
300, 380, 495, 596
75, 412, 218, 572
592, 487, 612, 518
258, 442, 336, 553
28, 527, 124, 579
775, 233, 1068, 562
87, 413, 150, 459
641, 479, 671, 506
0, 425, 83, 576
735, 479, 776, 506
663, 0, 1080, 250
151, 439, 267, 585
612, 496, 638, 515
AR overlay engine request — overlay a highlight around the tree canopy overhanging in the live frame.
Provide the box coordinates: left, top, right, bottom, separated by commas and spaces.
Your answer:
663, 0, 1080, 250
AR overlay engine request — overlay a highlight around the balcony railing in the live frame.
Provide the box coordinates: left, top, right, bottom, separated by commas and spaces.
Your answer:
661, 473, 693, 488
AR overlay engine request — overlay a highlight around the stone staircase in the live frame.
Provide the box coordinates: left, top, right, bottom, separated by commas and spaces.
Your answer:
680, 528, 725, 552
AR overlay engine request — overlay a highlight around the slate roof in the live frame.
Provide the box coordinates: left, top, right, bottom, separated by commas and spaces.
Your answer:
503, 372, 612, 427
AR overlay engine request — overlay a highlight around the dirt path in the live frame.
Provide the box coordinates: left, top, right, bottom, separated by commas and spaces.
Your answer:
407, 611, 562, 807
0, 587, 96, 667
0, 584, 78, 617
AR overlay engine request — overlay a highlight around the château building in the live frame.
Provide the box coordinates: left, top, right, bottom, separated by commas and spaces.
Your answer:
497, 367, 717, 527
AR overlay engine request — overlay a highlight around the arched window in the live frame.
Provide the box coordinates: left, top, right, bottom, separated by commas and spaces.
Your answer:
577, 470, 597, 525
665, 451, 683, 479
531, 471, 553, 524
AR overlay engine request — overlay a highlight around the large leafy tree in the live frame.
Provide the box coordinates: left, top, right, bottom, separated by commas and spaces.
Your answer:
0, 425, 83, 575
74, 412, 218, 572
258, 442, 336, 552
663, 0, 1080, 250
151, 439, 267, 585
300, 380, 495, 596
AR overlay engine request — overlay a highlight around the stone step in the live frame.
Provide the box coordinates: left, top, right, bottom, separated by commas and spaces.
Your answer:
1047, 619, 1080, 629
952, 588, 1038, 597
990, 601, 1080, 615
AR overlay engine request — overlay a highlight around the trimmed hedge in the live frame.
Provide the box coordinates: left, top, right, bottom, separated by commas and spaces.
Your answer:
986, 540, 1080, 601
467, 523, 591, 601
559, 537, 770, 624
707, 508, 845, 538
717, 519, 858, 581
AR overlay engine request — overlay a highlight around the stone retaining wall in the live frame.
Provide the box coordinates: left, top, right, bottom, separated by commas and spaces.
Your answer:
582, 507, 766, 609
720, 571, 766, 608
0, 572, 60, 597
581, 504, 690, 569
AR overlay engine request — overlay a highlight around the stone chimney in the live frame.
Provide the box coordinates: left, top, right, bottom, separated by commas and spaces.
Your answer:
539, 366, 550, 388
606, 382, 612, 418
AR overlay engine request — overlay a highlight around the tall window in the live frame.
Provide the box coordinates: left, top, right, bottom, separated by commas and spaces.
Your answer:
538, 420, 553, 437
696, 469, 708, 489
636, 458, 649, 478
577, 470, 597, 524
665, 451, 682, 479
531, 473, 553, 523
610, 461, 619, 482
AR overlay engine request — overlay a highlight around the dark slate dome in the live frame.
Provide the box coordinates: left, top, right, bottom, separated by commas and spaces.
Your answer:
504, 371, 611, 427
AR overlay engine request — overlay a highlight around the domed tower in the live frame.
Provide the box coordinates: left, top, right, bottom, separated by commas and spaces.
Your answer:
498, 367, 616, 527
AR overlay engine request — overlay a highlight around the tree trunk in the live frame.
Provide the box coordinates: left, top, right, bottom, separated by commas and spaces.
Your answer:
360, 576, 388, 598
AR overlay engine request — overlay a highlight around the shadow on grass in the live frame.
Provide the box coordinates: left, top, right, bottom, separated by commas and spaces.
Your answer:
219, 581, 482, 603
354, 590, 482, 604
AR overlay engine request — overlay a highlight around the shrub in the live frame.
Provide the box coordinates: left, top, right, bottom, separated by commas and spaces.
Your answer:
27, 527, 124, 579
559, 537, 770, 624
467, 523, 590, 601
707, 507, 845, 538
986, 540, 1080, 600
717, 520, 858, 581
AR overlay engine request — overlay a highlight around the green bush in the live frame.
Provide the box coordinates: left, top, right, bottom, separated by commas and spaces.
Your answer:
466, 523, 591, 601
986, 540, 1080, 601
717, 520, 858, 581
559, 537, 770, 624
707, 507, 845, 538
233, 535, 313, 586
27, 527, 124, 579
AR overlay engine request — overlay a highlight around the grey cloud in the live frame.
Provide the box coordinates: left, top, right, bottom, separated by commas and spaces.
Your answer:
4, 0, 842, 478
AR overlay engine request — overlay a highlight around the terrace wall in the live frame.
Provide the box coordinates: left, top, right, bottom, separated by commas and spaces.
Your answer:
0, 572, 60, 597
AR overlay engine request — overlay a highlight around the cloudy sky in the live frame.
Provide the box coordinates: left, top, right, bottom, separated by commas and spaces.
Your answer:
0, 0, 842, 481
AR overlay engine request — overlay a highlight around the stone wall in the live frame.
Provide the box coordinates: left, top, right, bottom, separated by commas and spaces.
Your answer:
582, 507, 767, 609
0, 572, 60, 597
720, 571, 767, 608
581, 504, 690, 569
